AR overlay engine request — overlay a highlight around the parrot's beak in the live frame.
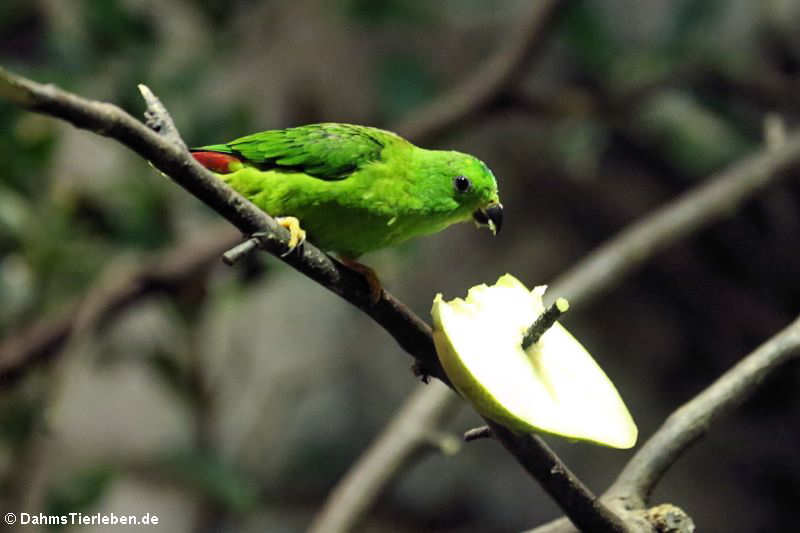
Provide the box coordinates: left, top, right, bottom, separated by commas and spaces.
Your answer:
473, 202, 503, 235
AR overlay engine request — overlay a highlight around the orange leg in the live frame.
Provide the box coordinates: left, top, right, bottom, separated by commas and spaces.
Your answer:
339, 257, 383, 304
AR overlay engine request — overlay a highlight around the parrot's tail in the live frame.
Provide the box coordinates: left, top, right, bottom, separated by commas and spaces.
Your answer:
191, 151, 242, 174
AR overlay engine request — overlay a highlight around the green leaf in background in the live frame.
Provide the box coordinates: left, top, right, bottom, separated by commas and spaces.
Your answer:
45, 465, 117, 527
0, 110, 57, 198
562, 0, 621, 77
634, 90, 755, 177
341, 0, 433, 26
81, 0, 155, 58
376, 53, 437, 122
0, 395, 43, 447
158, 449, 258, 513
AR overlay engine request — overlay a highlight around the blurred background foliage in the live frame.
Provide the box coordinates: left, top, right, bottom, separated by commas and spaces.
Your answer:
2, 0, 800, 531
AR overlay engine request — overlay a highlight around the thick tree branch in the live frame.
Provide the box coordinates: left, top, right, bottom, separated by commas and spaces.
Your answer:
605, 314, 800, 507
0, 7, 580, 526
0, 66, 625, 532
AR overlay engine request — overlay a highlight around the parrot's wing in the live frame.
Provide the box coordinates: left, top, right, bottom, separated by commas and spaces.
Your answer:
195, 123, 399, 180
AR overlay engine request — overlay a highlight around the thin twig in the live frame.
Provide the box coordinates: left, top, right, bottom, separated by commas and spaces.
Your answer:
464, 426, 493, 442
138, 84, 186, 148
521, 298, 569, 350
222, 237, 260, 265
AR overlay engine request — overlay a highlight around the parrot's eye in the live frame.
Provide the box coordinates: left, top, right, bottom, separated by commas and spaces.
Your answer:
453, 175, 472, 193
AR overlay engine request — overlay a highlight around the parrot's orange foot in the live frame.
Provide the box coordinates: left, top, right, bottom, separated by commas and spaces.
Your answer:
276, 216, 306, 257
339, 257, 383, 304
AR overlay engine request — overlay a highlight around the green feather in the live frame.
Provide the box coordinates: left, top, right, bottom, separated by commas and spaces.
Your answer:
195, 123, 397, 180
192, 123, 501, 257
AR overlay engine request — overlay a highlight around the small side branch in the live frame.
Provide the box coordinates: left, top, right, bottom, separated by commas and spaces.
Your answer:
222, 237, 260, 265
138, 84, 186, 148
522, 298, 570, 350
464, 426, 493, 442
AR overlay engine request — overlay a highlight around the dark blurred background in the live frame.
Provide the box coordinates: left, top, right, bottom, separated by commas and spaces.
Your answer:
2, 0, 800, 531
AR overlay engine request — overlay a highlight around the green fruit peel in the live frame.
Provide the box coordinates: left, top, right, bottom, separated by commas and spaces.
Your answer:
431, 274, 637, 449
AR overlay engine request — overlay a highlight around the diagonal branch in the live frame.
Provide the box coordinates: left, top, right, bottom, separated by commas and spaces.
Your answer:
1, 3, 583, 525
605, 313, 800, 508
0, 0, 572, 386
0, 66, 625, 532
0, 0, 570, 388
489, 423, 630, 533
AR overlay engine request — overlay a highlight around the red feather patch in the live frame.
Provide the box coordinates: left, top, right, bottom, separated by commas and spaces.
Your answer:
191, 151, 242, 174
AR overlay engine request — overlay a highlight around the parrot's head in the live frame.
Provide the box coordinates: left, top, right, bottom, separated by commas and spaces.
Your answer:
420, 150, 503, 235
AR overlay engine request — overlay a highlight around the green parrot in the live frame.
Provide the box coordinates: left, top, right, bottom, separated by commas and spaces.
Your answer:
191, 123, 502, 294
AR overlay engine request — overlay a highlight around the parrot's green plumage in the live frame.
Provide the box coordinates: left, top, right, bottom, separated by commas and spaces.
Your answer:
192, 123, 502, 258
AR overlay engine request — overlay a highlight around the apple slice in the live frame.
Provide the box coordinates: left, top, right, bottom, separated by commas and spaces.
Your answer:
431, 274, 637, 449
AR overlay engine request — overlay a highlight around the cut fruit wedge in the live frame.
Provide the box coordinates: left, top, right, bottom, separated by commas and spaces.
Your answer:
431, 274, 637, 449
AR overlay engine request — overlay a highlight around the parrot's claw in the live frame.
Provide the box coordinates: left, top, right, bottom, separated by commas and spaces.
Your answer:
276, 216, 307, 257
339, 257, 383, 304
